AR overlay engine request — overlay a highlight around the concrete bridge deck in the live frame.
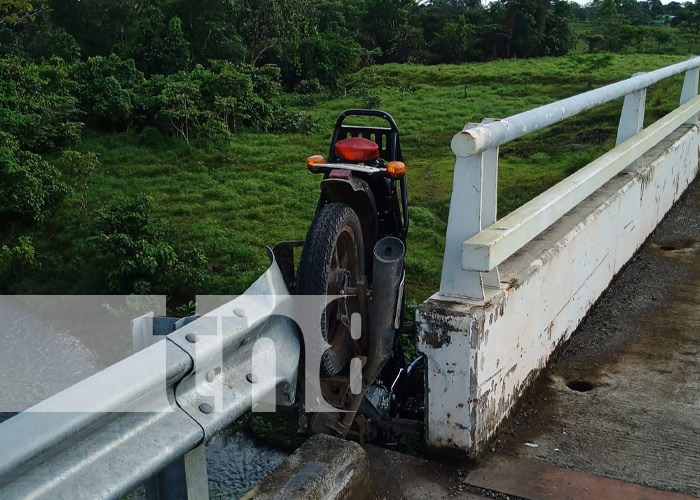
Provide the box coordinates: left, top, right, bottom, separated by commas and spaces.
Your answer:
368, 176, 700, 499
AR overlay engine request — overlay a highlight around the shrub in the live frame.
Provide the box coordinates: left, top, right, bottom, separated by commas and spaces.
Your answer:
275, 109, 320, 134
88, 195, 212, 295
196, 118, 233, 148
290, 93, 320, 107
0, 58, 83, 151
0, 236, 35, 285
60, 150, 100, 218
294, 78, 323, 95
360, 89, 383, 109
0, 136, 70, 229
138, 126, 167, 146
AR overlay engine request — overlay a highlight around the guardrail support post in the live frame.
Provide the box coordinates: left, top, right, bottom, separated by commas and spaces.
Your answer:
439, 123, 486, 300
134, 316, 210, 500
681, 67, 699, 124
616, 78, 646, 172
145, 444, 210, 500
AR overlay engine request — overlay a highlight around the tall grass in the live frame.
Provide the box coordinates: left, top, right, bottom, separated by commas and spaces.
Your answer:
50, 53, 691, 304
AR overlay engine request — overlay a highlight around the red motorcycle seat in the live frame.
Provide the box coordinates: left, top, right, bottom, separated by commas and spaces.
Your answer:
334, 137, 380, 162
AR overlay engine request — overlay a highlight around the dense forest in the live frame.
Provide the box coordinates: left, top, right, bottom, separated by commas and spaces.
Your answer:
0, 0, 698, 304
4, 0, 700, 81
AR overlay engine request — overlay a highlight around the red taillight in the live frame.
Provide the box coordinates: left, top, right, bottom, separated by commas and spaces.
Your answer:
334, 137, 380, 162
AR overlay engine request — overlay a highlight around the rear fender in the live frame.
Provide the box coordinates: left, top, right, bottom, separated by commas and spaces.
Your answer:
320, 177, 378, 276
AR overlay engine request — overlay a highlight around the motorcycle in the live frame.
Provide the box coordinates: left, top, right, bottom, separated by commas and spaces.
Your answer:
274, 109, 423, 443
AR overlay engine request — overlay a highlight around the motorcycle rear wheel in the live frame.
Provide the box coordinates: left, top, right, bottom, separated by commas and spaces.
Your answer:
297, 202, 366, 377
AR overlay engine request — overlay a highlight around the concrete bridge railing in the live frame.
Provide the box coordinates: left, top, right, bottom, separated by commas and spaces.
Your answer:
418, 57, 700, 456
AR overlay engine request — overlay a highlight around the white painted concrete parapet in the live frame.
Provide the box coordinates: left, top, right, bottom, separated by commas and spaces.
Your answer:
417, 124, 700, 457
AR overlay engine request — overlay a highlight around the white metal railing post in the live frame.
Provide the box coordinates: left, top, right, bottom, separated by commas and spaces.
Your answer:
479, 119, 501, 290
616, 73, 646, 172
681, 67, 699, 124
439, 122, 492, 300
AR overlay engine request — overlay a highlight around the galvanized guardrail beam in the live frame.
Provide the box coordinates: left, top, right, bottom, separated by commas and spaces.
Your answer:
0, 340, 201, 500
0, 257, 300, 500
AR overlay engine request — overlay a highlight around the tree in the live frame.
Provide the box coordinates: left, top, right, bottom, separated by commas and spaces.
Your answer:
0, 133, 69, 229
72, 55, 143, 130
650, 26, 673, 50
389, 24, 426, 63
544, 0, 574, 56
234, 0, 315, 66
0, 0, 43, 26
0, 58, 83, 151
588, 0, 632, 52
0, 236, 35, 285
282, 32, 363, 87
431, 16, 482, 62
27, 23, 82, 61
360, 0, 411, 61
167, 0, 245, 65
158, 75, 203, 145
61, 151, 99, 218
618, 25, 648, 52
644, 0, 664, 20
213, 95, 238, 133
161, 16, 190, 73
505, 0, 548, 58
48, 0, 140, 56
616, 0, 651, 25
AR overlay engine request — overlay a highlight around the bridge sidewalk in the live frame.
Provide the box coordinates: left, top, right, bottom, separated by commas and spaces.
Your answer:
369, 177, 700, 499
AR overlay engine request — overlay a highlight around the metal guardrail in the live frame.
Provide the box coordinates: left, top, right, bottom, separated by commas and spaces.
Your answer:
0, 257, 300, 500
439, 57, 700, 300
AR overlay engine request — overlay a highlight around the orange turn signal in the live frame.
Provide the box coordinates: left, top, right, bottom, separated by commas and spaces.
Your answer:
386, 161, 406, 178
307, 155, 326, 171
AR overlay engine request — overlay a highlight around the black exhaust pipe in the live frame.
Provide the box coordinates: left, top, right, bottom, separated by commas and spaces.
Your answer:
336, 237, 405, 437
365, 236, 405, 382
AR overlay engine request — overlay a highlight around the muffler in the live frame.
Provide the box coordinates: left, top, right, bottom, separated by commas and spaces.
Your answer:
365, 236, 405, 383
334, 236, 405, 437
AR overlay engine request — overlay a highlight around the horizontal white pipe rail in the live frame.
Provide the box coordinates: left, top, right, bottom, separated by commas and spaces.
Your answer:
451, 57, 700, 157
0, 259, 300, 500
463, 95, 700, 272
440, 57, 700, 300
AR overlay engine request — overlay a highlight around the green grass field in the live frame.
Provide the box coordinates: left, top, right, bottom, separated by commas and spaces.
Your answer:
52, 53, 691, 306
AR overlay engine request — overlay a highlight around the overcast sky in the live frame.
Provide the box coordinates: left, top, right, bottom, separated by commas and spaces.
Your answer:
565, 0, 685, 4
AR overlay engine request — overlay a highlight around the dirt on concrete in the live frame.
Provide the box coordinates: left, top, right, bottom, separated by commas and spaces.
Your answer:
366, 445, 495, 500
491, 178, 700, 496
